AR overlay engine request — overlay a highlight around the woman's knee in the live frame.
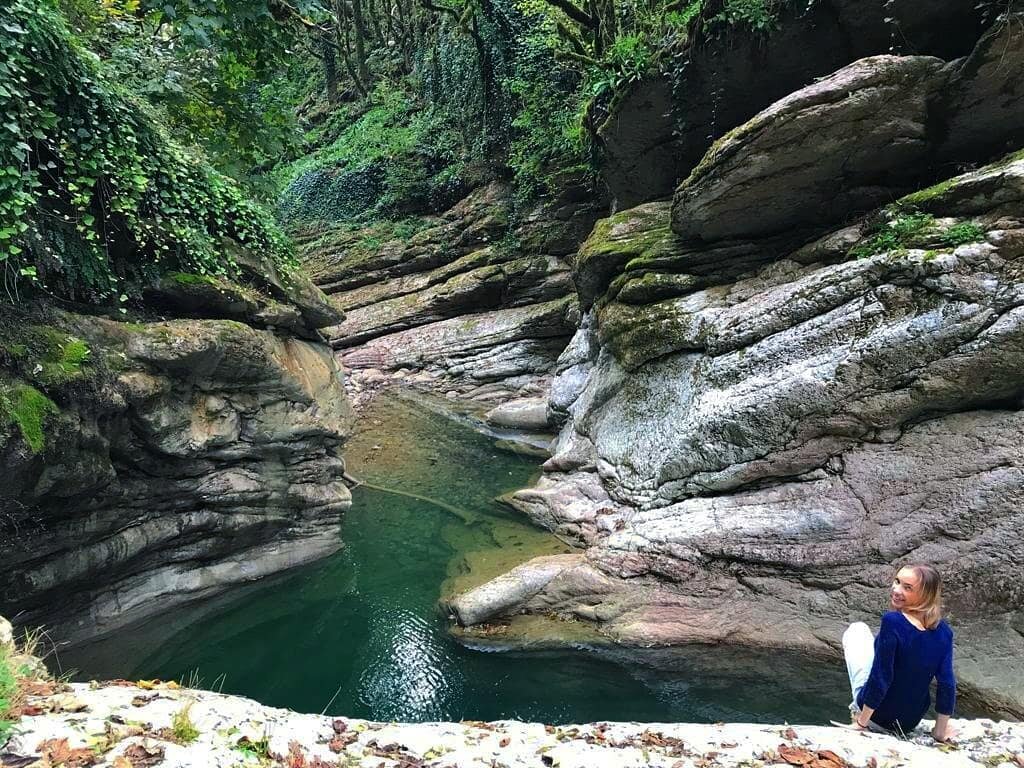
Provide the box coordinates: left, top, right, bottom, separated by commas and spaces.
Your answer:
843, 621, 872, 648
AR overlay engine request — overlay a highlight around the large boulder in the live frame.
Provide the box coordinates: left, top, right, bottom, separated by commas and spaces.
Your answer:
451, 154, 1024, 718
597, 0, 985, 209
670, 55, 945, 241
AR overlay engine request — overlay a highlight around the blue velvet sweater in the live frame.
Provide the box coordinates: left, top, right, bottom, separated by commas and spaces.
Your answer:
857, 611, 956, 733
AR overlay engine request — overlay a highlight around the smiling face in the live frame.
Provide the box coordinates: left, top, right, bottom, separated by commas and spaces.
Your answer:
890, 567, 922, 611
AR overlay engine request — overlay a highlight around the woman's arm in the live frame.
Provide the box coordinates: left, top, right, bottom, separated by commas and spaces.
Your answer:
933, 639, 956, 741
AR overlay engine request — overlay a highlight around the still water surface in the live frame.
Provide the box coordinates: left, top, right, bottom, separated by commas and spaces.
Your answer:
63, 393, 850, 724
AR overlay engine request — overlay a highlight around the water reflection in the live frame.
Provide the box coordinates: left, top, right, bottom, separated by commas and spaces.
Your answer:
358, 606, 459, 721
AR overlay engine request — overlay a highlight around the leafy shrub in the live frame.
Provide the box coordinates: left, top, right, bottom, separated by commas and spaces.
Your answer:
0, 0, 293, 302
0, 649, 15, 746
942, 222, 986, 247
275, 83, 467, 224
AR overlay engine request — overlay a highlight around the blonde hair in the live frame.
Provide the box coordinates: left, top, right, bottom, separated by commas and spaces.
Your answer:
900, 563, 944, 629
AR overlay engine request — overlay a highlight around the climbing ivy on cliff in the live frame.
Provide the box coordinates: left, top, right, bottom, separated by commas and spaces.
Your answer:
0, 0, 292, 302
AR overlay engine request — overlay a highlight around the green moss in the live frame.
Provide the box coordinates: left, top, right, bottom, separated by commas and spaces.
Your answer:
896, 179, 956, 209
0, 382, 59, 453
1, 325, 92, 387
166, 271, 219, 287
0, 648, 15, 746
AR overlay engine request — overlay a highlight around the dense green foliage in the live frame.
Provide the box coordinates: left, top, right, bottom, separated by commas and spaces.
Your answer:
271, 0, 805, 223
0, 0, 292, 302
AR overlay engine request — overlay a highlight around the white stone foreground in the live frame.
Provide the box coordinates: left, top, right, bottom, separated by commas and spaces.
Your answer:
2, 680, 1023, 767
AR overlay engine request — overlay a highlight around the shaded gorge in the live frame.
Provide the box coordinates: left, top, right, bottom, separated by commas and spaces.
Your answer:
61, 392, 850, 724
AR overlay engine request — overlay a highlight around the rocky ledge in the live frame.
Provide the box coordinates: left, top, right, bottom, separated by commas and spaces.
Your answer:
3, 680, 1023, 767
297, 177, 601, 408
449, 17, 1024, 720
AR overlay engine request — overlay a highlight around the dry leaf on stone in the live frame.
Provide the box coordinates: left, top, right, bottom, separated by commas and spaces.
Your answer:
331, 719, 347, 734
131, 694, 158, 707
111, 758, 132, 768
286, 741, 307, 768
778, 744, 817, 765
38, 738, 98, 767
1014, 755, 1024, 768
51, 695, 88, 713
783, 728, 798, 741
20, 681, 57, 696
815, 749, 848, 767
328, 732, 358, 753
120, 742, 165, 767
499, 737, 510, 748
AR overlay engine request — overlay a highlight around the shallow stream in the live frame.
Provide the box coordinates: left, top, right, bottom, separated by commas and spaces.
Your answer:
63, 392, 850, 724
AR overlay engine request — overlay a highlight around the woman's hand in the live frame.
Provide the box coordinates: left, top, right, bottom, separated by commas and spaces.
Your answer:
932, 715, 957, 743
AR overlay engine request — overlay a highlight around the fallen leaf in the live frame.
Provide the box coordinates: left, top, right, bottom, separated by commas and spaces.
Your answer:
38, 738, 98, 767
0, 753, 38, 768
332, 719, 347, 734
815, 749, 849, 767
783, 727, 798, 741
1014, 755, 1024, 768
131, 694, 157, 707
499, 737, 510, 747
866, 758, 878, 768
120, 743, 165, 767
286, 741, 307, 768
328, 732, 357, 753
778, 743, 816, 766
16, 705, 44, 716
20, 680, 56, 696
111, 758, 132, 768
51, 695, 88, 713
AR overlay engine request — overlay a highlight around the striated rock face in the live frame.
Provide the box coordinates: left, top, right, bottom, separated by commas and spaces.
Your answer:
0, 274, 353, 643
451, 25, 1024, 719
301, 180, 599, 404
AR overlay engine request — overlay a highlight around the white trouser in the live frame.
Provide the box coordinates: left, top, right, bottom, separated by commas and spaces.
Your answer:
842, 621, 895, 734
842, 621, 875, 709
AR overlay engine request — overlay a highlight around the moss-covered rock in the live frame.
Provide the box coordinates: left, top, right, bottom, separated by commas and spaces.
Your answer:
0, 380, 58, 453
573, 203, 675, 309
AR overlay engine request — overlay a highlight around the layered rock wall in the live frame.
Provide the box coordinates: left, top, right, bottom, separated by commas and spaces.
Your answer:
0, 265, 353, 643
301, 179, 600, 405
451, 18, 1024, 718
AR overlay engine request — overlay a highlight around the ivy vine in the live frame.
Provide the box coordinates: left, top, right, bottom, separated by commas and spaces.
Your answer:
0, 0, 293, 303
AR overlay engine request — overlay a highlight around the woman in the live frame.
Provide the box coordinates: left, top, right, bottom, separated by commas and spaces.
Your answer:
842, 563, 956, 741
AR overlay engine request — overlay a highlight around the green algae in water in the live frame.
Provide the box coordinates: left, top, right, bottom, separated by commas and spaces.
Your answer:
62, 393, 851, 724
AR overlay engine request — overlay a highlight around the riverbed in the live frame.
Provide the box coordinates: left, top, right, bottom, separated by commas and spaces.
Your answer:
61, 392, 850, 724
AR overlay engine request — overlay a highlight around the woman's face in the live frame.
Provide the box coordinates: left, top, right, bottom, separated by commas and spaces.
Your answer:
890, 567, 922, 611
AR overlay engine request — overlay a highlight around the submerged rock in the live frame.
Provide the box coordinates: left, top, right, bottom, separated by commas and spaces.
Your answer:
485, 397, 551, 431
